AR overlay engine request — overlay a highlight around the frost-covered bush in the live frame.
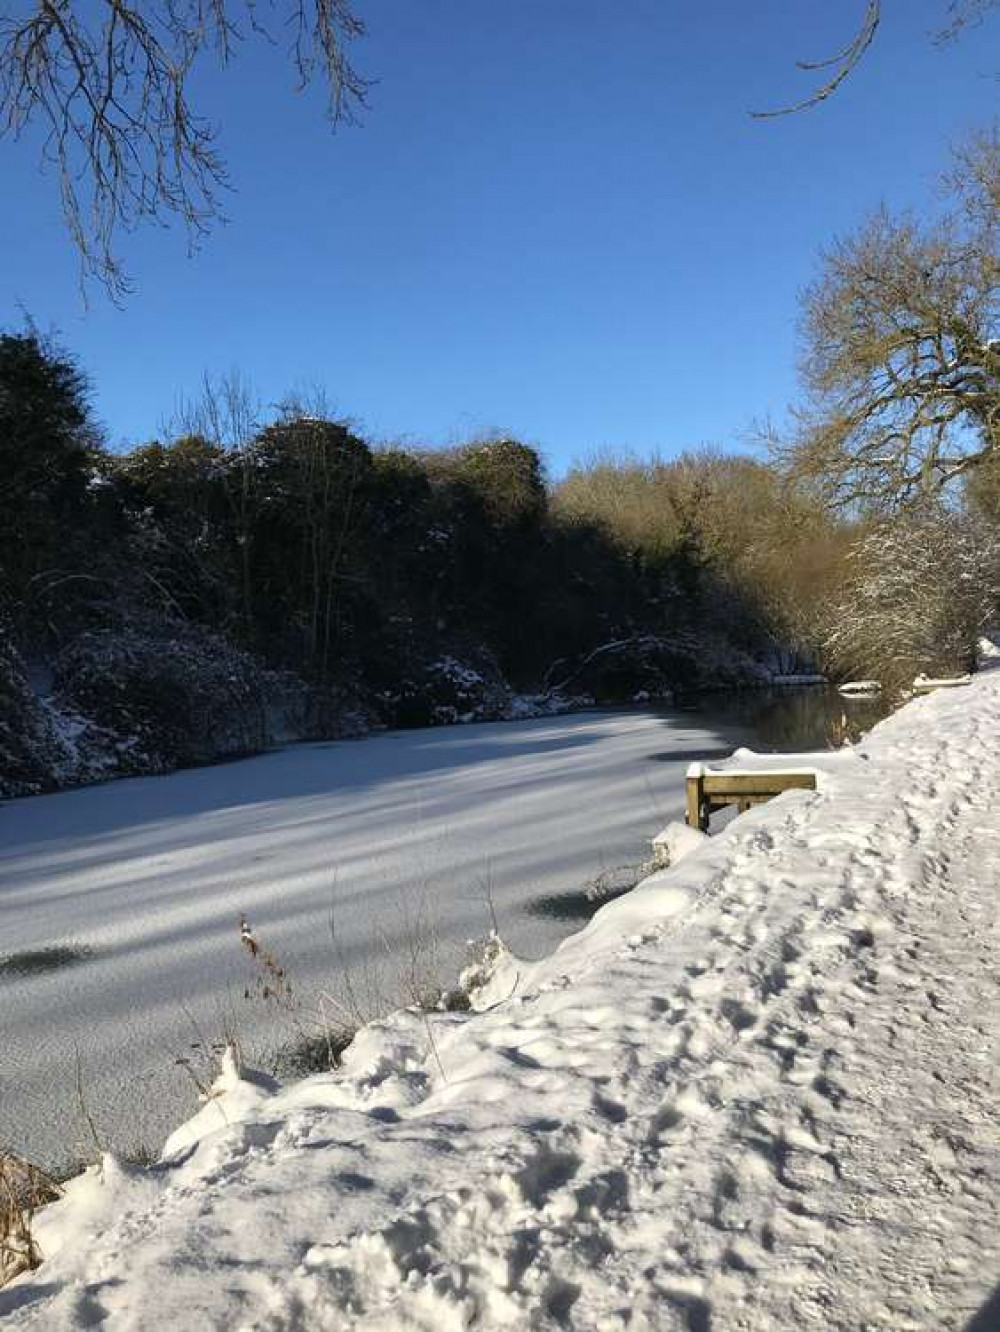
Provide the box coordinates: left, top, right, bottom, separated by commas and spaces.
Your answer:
52, 622, 273, 770
293, 676, 374, 742
0, 614, 364, 797
0, 617, 144, 797
0, 626, 61, 797
376, 651, 512, 727
822, 508, 1000, 694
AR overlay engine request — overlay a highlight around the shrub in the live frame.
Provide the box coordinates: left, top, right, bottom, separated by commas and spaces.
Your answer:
375, 649, 512, 727
53, 620, 273, 769
0, 623, 66, 798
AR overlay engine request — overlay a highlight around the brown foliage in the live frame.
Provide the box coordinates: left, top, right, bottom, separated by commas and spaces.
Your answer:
554, 447, 850, 659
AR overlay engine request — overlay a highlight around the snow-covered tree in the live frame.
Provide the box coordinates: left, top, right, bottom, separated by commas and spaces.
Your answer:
822, 505, 1000, 692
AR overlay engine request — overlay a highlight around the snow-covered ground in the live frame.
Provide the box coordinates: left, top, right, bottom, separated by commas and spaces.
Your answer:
1, 708, 748, 1173
4, 674, 999, 1327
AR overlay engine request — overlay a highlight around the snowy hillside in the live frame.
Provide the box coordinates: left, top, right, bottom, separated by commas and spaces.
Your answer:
4, 676, 1000, 1329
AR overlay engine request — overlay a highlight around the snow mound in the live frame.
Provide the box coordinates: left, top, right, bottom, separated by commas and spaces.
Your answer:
651, 819, 707, 867
913, 672, 972, 688
838, 679, 882, 696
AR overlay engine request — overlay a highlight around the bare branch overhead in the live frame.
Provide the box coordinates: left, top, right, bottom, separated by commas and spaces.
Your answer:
752, 0, 999, 119
751, 1, 880, 118
0, 0, 368, 300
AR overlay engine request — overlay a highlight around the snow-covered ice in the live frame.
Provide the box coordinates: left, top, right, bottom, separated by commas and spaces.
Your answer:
3, 674, 999, 1327
1, 709, 736, 1172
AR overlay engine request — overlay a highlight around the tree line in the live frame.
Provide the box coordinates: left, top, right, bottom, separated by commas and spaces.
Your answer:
0, 330, 814, 797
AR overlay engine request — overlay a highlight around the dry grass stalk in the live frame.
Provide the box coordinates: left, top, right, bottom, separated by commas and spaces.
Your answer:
241, 913, 346, 1075
240, 915, 294, 1007
0, 1151, 61, 1288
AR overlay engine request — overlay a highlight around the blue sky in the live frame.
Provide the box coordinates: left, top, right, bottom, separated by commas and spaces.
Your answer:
2, 1, 997, 474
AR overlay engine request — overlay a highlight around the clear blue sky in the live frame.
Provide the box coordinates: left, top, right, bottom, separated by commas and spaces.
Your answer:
2, 1, 997, 473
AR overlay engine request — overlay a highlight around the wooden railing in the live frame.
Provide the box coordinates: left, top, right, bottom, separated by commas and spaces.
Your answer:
685, 769, 817, 832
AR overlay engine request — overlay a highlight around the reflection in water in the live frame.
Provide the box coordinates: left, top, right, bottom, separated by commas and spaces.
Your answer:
527, 887, 633, 921
668, 685, 891, 753
647, 746, 736, 764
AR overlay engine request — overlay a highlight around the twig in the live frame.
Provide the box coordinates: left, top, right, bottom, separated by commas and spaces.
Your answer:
73, 1046, 105, 1162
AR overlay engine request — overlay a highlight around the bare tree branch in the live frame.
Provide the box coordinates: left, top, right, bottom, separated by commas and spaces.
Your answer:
0, 0, 368, 300
775, 132, 1000, 511
936, 0, 1000, 43
753, 0, 999, 119
752, 1, 880, 118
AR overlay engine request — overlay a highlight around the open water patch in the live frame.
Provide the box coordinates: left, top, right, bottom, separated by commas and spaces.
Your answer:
647, 746, 735, 764
667, 685, 891, 751
0, 944, 95, 979
528, 886, 634, 922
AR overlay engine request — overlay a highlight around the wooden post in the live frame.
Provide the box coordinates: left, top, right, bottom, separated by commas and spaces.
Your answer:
686, 774, 705, 831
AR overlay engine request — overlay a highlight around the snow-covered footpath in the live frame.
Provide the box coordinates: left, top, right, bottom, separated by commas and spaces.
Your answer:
5, 677, 1000, 1329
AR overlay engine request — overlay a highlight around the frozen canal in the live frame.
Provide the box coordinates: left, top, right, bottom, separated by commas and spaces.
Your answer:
0, 692, 882, 1169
